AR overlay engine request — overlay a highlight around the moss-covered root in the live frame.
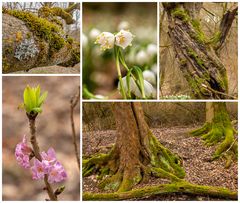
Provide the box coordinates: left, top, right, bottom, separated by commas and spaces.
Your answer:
99, 166, 143, 192
190, 123, 237, 167
212, 128, 238, 168
82, 153, 111, 177
190, 123, 211, 137
148, 134, 185, 179
83, 181, 237, 200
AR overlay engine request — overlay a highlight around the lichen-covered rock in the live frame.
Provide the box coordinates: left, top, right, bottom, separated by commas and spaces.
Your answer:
14, 38, 39, 61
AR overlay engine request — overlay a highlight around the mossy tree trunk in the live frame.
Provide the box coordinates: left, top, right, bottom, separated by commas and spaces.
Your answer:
2, 4, 80, 73
162, 3, 237, 99
191, 102, 237, 168
83, 102, 185, 192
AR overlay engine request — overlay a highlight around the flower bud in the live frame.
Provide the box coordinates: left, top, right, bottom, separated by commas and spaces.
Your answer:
89, 28, 101, 40
118, 21, 130, 31
143, 70, 156, 86
82, 33, 88, 49
136, 50, 149, 65
146, 44, 157, 58
134, 80, 155, 98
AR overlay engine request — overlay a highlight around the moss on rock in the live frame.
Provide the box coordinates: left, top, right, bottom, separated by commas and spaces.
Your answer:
3, 9, 66, 53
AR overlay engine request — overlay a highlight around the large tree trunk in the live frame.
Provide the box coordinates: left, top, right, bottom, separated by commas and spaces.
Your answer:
162, 3, 237, 99
2, 5, 80, 73
191, 102, 237, 168
83, 102, 185, 192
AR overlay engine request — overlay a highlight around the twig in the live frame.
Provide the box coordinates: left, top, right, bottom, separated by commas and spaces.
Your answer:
225, 137, 238, 154
201, 84, 237, 99
27, 113, 57, 201
70, 86, 80, 170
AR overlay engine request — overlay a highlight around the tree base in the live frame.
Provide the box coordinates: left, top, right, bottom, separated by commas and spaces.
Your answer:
191, 123, 237, 168
83, 133, 185, 192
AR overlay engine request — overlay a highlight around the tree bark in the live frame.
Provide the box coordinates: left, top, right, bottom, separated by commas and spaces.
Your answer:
2, 6, 80, 73
191, 102, 237, 167
162, 3, 237, 99
206, 102, 214, 122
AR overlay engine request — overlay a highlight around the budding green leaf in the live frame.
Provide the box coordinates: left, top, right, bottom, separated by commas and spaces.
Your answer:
22, 85, 48, 114
54, 185, 65, 196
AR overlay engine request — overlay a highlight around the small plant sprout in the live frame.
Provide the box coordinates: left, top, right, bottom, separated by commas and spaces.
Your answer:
15, 85, 67, 201
19, 85, 48, 114
95, 29, 155, 99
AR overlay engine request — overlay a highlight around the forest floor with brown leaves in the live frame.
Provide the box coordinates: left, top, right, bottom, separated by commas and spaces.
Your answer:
83, 126, 238, 200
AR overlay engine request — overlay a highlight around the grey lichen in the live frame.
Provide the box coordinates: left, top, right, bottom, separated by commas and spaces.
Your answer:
14, 38, 39, 61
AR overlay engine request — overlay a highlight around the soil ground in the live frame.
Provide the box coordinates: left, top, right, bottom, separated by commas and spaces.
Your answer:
83, 126, 238, 200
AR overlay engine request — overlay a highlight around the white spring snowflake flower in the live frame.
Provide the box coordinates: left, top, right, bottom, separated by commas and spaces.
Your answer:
118, 76, 155, 98
94, 95, 105, 99
143, 70, 156, 86
82, 33, 88, 49
146, 44, 157, 58
118, 21, 130, 31
151, 64, 157, 75
136, 50, 149, 65
134, 80, 156, 98
89, 28, 101, 40
115, 30, 134, 49
95, 32, 115, 51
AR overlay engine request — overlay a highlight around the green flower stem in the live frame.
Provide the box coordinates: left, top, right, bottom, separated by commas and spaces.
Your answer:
118, 49, 146, 99
115, 47, 127, 99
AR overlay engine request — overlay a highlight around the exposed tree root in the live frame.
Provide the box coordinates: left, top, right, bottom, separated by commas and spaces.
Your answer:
83, 181, 237, 200
190, 103, 238, 168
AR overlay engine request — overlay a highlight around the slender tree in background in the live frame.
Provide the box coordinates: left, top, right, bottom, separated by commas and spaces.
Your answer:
2, 3, 80, 73
191, 102, 237, 168
83, 102, 237, 200
162, 3, 237, 99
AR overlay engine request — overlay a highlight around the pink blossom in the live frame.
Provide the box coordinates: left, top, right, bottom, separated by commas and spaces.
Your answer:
41, 148, 57, 164
48, 161, 67, 183
15, 135, 32, 168
31, 159, 46, 180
